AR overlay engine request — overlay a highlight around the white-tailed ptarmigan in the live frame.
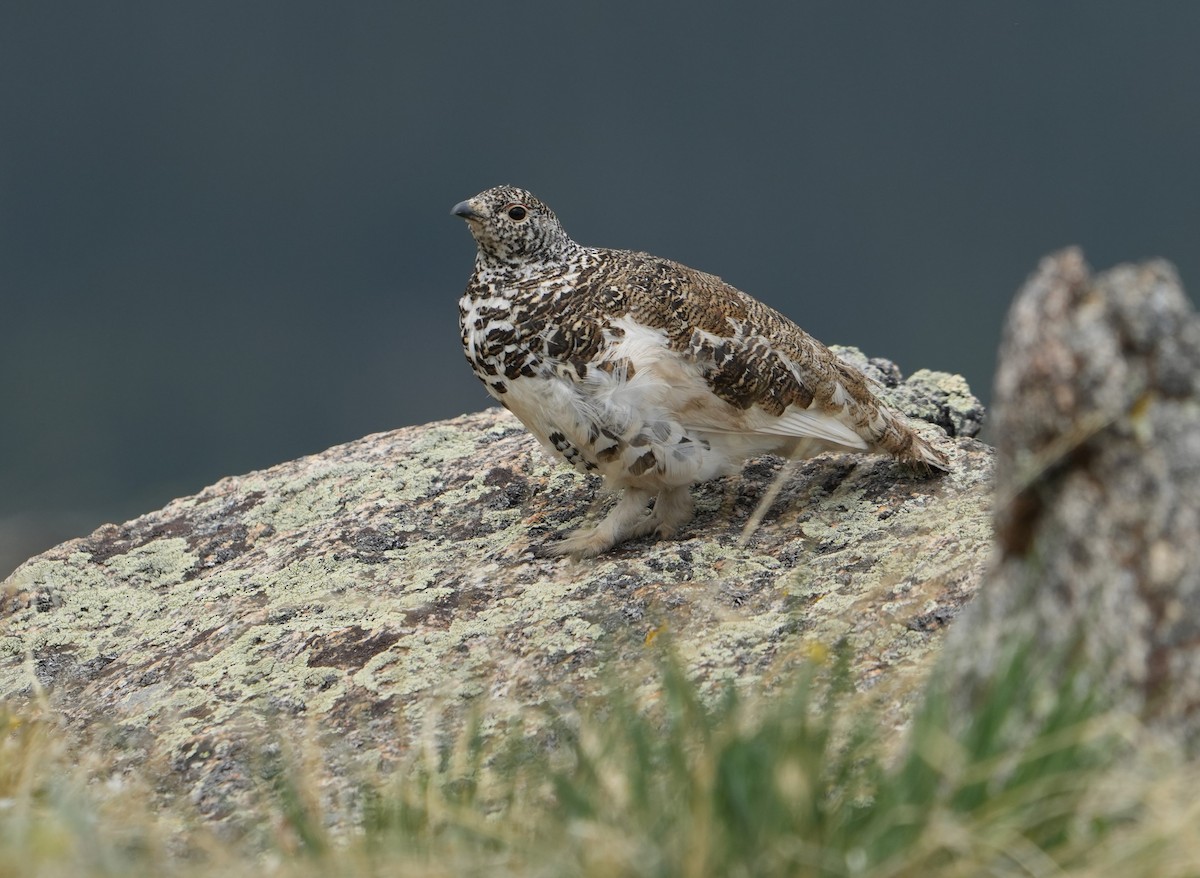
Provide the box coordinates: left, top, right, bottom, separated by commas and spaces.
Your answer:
453, 185, 949, 557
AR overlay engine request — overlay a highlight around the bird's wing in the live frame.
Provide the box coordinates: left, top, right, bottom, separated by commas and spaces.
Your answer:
728, 404, 871, 449
583, 251, 945, 467
636, 263, 877, 449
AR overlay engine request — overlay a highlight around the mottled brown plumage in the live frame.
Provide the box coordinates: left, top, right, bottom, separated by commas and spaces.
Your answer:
453, 185, 949, 556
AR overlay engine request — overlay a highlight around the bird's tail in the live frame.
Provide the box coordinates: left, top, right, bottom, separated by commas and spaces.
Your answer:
873, 408, 951, 472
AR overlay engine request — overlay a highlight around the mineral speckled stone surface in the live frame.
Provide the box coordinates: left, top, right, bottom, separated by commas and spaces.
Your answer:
942, 249, 1200, 747
0, 349, 989, 825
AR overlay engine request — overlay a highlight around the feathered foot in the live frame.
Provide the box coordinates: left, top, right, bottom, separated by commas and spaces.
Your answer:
550, 486, 694, 558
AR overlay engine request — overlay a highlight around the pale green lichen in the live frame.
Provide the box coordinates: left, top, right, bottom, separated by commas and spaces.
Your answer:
0, 404, 993, 824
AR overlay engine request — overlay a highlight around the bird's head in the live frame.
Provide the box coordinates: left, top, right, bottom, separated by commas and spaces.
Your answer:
452, 186, 578, 265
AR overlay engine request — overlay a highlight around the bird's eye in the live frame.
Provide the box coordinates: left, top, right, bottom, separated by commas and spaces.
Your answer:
506, 205, 528, 221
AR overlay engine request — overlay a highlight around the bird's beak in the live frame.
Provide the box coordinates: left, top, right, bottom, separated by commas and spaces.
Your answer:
452, 199, 483, 220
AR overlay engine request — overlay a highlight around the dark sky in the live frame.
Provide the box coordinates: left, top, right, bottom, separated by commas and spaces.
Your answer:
3, 2, 1199, 577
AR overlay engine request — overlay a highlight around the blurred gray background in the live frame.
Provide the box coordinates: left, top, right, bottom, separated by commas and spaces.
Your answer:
3, 2, 1199, 579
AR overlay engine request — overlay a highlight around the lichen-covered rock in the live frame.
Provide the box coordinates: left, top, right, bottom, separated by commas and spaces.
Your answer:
942, 249, 1200, 745
0, 351, 991, 825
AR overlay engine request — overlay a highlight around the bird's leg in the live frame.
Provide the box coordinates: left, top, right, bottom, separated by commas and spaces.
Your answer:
646, 486, 693, 539
551, 487, 655, 558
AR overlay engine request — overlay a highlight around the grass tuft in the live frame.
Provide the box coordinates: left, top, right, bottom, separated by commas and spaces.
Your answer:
0, 635, 1196, 876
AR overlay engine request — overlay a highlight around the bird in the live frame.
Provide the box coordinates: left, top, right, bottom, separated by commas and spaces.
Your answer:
452, 185, 949, 557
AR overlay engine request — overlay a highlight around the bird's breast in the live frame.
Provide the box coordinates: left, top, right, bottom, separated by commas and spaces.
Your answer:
459, 275, 608, 394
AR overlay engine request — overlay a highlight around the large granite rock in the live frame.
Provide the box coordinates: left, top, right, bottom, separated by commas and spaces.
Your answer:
0, 349, 989, 822
942, 249, 1200, 746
